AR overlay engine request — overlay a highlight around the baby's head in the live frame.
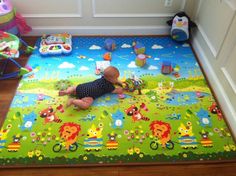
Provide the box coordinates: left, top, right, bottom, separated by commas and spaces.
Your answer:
103, 66, 120, 83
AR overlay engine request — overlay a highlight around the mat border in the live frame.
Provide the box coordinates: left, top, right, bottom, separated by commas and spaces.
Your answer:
1, 35, 236, 169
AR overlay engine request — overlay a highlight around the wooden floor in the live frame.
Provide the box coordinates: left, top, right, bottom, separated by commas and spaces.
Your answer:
1, 37, 236, 176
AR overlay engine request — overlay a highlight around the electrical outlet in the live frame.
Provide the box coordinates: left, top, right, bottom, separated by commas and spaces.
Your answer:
165, 0, 173, 7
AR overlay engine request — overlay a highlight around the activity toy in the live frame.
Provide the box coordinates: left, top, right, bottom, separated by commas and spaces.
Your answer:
39, 33, 72, 56
103, 52, 112, 61
123, 74, 144, 95
161, 61, 173, 74
95, 60, 110, 75
104, 38, 116, 51
135, 54, 147, 67
132, 41, 145, 54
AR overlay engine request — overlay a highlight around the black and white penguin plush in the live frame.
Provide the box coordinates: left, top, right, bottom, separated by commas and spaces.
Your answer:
167, 12, 197, 42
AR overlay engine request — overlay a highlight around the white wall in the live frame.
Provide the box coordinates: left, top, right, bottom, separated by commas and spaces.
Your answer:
189, 0, 236, 136
11, 0, 186, 35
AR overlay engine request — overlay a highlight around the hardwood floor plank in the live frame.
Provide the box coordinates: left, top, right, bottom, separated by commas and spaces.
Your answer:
1, 163, 236, 176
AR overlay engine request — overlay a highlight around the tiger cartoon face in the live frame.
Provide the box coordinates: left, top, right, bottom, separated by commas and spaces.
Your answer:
39, 106, 62, 124
125, 104, 149, 122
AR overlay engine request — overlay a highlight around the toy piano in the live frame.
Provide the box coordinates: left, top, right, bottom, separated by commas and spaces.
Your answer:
39, 33, 72, 56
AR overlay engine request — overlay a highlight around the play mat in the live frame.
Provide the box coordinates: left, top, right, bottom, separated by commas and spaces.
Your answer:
1, 35, 236, 167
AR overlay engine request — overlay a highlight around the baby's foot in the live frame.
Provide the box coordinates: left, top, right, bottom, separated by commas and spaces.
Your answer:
59, 90, 67, 96
66, 98, 74, 108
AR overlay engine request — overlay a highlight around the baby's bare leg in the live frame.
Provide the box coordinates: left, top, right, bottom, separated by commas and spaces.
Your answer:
59, 86, 76, 96
68, 97, 94, 110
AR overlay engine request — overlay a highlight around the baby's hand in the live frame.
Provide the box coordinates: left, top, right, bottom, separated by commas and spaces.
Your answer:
115, 80, 124, 87
113, 87, 123, 94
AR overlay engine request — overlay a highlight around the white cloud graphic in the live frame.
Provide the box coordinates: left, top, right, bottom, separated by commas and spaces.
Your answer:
88, 58, 94, 61
121, 43, 132, 48
152, 44, 164, 49
128, 61, 137, 68
58, 62, 75, 69
154, 57, 160, 60
79, 66, 89, 71
182, 43, 190, 47
148, 65, 158, 70
89, 45, 101, 50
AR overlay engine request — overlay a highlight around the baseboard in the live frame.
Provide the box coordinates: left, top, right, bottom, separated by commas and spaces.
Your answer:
24, 26, 170, 36
192, 37, 236, 138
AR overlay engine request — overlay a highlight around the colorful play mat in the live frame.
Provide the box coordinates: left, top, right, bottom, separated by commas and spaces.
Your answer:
1, 35, 236, 167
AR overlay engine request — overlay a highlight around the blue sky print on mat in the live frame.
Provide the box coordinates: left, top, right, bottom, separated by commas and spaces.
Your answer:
25, 36, 201, 81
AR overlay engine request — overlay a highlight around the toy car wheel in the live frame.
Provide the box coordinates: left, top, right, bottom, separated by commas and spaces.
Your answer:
53, 143, 62, 152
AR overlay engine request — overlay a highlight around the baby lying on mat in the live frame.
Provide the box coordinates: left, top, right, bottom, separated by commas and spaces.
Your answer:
59, 66, 123, 110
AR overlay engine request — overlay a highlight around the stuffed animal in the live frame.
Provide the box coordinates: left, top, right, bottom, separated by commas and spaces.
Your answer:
167, 12, 197, 42
0, 0, 31, 35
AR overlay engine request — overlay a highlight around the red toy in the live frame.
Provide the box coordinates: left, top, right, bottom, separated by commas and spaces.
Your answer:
161, 61, 173, 74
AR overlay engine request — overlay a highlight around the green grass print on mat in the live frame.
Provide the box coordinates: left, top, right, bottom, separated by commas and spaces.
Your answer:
0, 36, 236, 167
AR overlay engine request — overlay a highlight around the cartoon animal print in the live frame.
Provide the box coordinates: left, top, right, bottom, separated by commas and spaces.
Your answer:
84, 124, 103, 152
106, 132, 118, 150
111, 110, 125, 129
59, 122, 81, 150
196, 108, 212, 127
125, 103, 149, 122
209, 102, 223, 120
7, 134, 23, 152
21, 111, 37, 131
0, 124, 12, 152
39, 104, 64, 124
149, 120, 171, 148
87, 124, 103, 139
178, 122, 194, 137
199, 130, 213, 147
178, 122, 198, 149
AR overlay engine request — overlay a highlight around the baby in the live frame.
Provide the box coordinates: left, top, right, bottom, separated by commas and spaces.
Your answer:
59, 66, 123, 110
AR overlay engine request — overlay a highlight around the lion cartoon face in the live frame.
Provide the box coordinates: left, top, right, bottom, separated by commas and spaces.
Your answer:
149, 120, 171, 139
59, 122, 81, 141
